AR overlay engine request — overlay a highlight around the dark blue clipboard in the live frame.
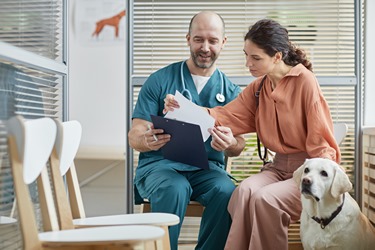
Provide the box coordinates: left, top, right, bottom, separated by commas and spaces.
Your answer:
151, 115, 209, 169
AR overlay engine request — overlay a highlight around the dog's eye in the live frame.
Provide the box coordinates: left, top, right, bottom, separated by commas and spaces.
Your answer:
320, 170, 328, 177
304, 168, 309, 173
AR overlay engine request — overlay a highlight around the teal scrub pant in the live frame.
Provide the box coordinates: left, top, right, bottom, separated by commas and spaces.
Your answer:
136, 167, 235, 250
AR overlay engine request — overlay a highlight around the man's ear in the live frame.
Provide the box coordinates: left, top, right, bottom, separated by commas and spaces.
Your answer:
330, 163, 352, 198
221, 36, 227, 48
186, 33, 191, 46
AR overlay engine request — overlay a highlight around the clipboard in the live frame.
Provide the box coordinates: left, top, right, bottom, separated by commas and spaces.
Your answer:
151, 115, 209, 169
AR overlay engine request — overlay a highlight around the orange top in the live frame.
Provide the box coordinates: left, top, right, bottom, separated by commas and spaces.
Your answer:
209, 64, 340, 163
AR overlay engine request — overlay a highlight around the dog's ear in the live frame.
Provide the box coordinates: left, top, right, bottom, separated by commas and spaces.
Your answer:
330, 163, 352, 198
293, 159, 309, 189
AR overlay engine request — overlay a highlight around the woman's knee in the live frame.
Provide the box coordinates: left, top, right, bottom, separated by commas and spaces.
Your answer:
235, 178, 255, 197
250, 188, 280, 212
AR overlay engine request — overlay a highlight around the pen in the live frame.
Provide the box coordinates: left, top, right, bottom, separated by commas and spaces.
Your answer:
147, 124, 158, 142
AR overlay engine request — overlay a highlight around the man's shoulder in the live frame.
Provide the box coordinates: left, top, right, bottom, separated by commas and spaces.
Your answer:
151, 61, 181, 75
144, 62, 181, 87
221, 74, 241, 97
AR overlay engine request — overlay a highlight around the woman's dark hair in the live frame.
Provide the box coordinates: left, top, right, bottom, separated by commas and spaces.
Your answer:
245, 19, 312, 71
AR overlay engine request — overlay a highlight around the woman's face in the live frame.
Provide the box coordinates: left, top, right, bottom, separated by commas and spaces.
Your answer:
243, 40, 276, 77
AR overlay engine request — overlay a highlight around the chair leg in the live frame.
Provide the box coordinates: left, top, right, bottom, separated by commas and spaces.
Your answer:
160, 225, 170, 250
139, 203, 146, 213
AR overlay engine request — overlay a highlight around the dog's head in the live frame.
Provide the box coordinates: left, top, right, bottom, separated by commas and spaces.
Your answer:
293, 158, 352, 202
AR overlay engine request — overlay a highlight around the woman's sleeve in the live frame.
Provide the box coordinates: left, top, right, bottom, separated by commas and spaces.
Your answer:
305, 96, 341, 163
209, 82, 258, 135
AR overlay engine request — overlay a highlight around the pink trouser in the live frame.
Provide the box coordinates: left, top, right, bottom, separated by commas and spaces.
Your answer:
224, 152, 308, 250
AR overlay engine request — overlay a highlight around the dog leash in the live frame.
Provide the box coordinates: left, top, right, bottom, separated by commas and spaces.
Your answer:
311, 193, 345, 229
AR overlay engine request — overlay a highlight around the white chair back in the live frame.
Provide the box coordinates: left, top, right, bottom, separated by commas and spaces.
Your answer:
7, 116, 56, 184
333, 123, 348, 146
54, 119, 82, 176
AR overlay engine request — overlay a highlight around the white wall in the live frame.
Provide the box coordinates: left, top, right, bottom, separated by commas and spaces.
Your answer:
68, 0, 127, 215
364, 1, 375, 126
68, 0, 126, 159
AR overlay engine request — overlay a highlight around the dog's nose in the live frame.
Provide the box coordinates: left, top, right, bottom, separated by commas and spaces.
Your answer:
302, 178, 311, 186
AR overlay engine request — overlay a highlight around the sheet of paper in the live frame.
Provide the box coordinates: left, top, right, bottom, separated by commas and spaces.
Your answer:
164, 91, 215, 141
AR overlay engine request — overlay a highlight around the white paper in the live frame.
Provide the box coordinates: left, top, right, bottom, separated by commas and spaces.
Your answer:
165, 91, 215, 141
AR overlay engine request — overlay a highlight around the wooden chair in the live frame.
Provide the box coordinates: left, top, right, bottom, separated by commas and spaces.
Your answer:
7, 115, 165, 250
49, 119, 179, 250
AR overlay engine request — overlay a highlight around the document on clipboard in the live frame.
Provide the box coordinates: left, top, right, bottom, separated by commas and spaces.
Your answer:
164, 91, 215, 142
151, 115, 209, 169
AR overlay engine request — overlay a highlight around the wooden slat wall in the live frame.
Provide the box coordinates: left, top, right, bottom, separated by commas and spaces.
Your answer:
362, 128, 375, 225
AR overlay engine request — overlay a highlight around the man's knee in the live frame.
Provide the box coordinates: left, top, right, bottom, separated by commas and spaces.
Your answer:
207, 179, 235, 204
221, 181, 236, 197
150, 180, 192, 204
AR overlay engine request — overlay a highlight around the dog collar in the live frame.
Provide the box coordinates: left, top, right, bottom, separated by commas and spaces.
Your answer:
311, 194, 345, 229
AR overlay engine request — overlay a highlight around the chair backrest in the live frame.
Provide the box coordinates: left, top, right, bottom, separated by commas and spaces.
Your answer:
6, 115, 57, 249
333, 123, 348, 146
49, 119, 85, 229
54, 120, 82, 176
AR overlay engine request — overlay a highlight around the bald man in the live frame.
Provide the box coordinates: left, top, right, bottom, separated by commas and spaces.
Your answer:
129, 11, 245, 250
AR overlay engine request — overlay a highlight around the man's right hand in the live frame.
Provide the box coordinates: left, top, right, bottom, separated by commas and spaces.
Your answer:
128, 118, 171, 152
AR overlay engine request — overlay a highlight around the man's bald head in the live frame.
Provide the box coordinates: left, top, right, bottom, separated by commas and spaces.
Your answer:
188, 11, 225, 38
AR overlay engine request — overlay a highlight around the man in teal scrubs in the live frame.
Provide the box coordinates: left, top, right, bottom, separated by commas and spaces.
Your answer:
128, 11, 245, 250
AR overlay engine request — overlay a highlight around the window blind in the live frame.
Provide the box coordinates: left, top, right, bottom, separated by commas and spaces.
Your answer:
132, 0, 355, 77
0, 1, 65, 249
0, 0, 63, 62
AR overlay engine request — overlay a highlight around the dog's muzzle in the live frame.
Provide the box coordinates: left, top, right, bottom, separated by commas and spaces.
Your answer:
301, 178, 320, 202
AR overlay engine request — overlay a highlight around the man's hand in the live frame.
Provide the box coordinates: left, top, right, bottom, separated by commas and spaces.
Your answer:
128, 118, 171, 152
163, 94, 180, 114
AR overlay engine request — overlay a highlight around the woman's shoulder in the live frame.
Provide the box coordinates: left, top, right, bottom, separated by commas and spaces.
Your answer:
245, 76, 267, 91
289, 64, 318, 88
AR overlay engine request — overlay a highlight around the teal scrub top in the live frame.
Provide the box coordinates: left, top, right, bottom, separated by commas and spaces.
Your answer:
132, 61, 241, 182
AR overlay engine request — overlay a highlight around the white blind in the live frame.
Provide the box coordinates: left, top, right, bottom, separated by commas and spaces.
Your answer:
0, 62, 63, 119
0, 1, 65, 249
133, 0, 355, 77
0, 0, 63, 62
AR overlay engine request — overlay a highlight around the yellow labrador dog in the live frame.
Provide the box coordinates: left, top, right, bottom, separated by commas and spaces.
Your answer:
293, 158, 375, 250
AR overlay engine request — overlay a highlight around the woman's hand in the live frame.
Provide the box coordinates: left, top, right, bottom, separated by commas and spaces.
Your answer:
209, 126, 236, 152
163, 94, 180, 114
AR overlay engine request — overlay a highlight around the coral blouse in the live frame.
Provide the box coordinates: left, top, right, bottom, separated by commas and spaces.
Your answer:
209, 64, 340, 163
